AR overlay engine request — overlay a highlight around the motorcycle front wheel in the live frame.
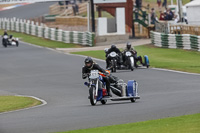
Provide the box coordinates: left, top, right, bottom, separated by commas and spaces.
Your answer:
89, 86, 97, 106
111, 59, 117, 72
129, 57, 134, 71
2, 41, 7, 48
16, 42, 19, 47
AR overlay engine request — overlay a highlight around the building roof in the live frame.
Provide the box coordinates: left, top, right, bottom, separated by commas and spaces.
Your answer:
185, 0, 200, 7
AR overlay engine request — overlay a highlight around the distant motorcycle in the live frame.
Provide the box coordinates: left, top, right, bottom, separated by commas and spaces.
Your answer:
2, 35, 19, 48
107, 52, 119, 72
123, 51, 135, 71
2, 35, 9, 47
84, 70, 140, 106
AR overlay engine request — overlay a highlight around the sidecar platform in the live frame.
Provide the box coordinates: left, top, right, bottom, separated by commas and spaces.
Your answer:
102, 95, 140, 101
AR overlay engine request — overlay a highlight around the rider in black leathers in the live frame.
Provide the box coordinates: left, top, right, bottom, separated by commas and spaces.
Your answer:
105, 44, 122, 69
82, 57, 117, 97
2, 30, 9, 46
123, 42, 144, 67
3, 30, 8, 36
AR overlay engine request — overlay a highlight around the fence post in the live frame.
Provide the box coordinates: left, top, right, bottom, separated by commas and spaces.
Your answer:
57, 29, 62, 42
198, 36, 200, 51
70, 31, 74, 44
190, 35, 198, 50
175, 34, 183, 48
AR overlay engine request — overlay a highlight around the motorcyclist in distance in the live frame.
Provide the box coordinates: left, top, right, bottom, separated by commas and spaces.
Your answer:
105, 44, 122, 69
123, 42, 144, 67
82, 57, 113, 97
3, 30, 8, 36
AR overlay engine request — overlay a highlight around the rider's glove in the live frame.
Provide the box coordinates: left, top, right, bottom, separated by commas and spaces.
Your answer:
104, 71, 110, 77
82, 73, 88, 79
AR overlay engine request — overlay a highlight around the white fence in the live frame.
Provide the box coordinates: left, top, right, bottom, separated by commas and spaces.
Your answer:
0, 18, 95, 46
150, 31, 200, 51
0, 0, 66, 4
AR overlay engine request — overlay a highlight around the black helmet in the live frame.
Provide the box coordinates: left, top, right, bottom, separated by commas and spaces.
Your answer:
111, 44, 116, 49
85, 57, 93, 69
126, 42, 131, 50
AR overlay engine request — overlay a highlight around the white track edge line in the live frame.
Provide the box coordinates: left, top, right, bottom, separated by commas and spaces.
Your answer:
22, 41, 200, 76
152, 68, 200, 76
66, 53, 200, 76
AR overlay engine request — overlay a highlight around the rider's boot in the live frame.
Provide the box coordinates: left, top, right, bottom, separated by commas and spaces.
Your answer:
107, 91, 112, 97
107, 86, 112, 97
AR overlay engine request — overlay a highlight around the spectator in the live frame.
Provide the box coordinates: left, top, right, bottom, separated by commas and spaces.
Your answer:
166, 8, 173, 20
75, 4, 79, 15
151, 8, 156, 24
163, 11, 169, 20
174, 14, 179, 23
169, 8, 174, 19
159, 11, 165, 20
157, 0, 161, 8
136, 0, 142, 9
72, 5, 76, 15
162, 0, 167, 9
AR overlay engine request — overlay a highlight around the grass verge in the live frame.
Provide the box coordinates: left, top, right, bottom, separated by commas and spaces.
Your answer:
57, 113, 200, 133
72, 45, 200, 74
0, 30, 82, 48
0, 96, 42, 113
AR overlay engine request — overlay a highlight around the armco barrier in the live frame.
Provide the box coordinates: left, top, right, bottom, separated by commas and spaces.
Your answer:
150, 31, 200, 51
0, 18, 95, 46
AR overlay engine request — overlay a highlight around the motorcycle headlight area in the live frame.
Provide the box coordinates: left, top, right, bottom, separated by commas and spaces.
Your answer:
110, 52, 117, 57
3, 35, 8, 39
125, 52, 132, 56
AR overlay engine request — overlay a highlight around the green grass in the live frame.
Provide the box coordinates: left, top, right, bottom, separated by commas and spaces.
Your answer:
0, 30, 81, 48
72, 45, 200, 73
57, 113, 200, 133
0, 96, 41, 113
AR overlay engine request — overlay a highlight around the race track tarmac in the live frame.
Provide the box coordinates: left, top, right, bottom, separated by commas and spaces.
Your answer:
0, 41, 200, 133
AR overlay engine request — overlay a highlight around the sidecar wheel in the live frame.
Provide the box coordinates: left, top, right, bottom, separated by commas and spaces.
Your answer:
130, 98, 136, 102
101, 100, 107, 105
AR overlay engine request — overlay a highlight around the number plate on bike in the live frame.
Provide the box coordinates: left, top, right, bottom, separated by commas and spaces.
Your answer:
125, 51, 132, 56
89, 70, 99, 79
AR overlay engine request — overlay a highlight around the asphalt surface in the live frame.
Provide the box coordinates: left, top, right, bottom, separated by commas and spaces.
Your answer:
0, 40, 200, 133
0, 2, 55, 19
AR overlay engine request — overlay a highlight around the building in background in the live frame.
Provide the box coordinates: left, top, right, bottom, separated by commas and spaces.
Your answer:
185, 0, 200, 25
